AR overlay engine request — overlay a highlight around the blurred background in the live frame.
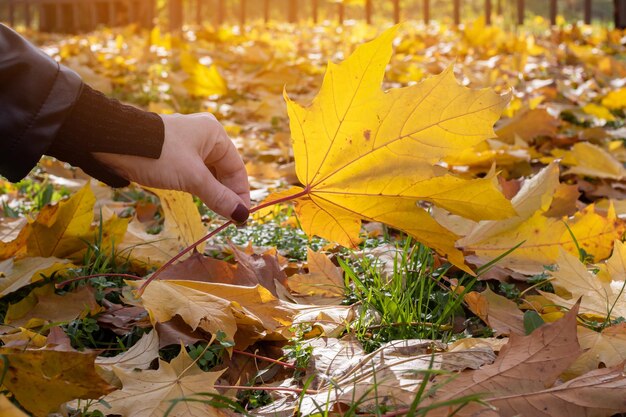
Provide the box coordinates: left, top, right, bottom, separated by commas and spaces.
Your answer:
0, 0, 618, 34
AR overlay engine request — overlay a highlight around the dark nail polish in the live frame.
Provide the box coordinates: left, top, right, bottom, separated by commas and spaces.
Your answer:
231, 204, 249, 224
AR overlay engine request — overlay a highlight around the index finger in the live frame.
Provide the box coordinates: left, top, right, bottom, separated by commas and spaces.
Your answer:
205, 131, 250, 207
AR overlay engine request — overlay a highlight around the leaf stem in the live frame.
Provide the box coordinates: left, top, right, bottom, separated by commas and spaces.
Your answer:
55, 273, 143, 289
214, 384, 316, 395
136, 187, 310, 296
233, 349, 303, 370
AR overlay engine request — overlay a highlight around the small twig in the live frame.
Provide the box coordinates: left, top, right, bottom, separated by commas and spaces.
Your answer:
518, 276, 555, 298
366, 321, 452, 331
233, 349, 304, 371
136, 220, 234, 295
214, 384, 316, 395
136, 187, 310, 296
55, 273, 143, 289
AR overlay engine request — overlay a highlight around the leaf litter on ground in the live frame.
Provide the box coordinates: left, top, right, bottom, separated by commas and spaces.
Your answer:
2, 18, 626, 417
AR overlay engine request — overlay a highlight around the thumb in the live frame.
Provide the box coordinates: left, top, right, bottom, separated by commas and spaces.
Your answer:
189, 163, 249, 223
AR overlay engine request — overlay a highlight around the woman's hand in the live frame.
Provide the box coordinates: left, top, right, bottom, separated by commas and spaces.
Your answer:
93, 113, 250, 223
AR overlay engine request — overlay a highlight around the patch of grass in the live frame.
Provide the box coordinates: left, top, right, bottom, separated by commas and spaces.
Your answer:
342, 238, 472, 353
187, 331, 234, 371
0, 178, 70, 216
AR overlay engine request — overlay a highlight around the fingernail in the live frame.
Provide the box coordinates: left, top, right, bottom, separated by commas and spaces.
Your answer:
231, 204, 249, 224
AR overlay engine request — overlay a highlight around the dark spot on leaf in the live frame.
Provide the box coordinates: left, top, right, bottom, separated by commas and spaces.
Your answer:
363, 130, 371, 141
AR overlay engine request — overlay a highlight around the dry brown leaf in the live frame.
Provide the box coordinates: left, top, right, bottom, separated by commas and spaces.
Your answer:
465, 287, 525, 336
155, 315, 208, 348
159, 246, 288, 297
452, 365, 626, 417
3, 284, 101, 332
94, 347, 226, 417
427, 303, 582, 412
0, 257, 70, 298
0, 344, 114, 417
496, 108, 560, 143
136, 279, 295, 349
287, 248, 344, 301
256, 337, 496, 416
291, 304, 356, 338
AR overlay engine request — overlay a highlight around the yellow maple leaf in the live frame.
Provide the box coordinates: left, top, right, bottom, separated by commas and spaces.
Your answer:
94, 347, 224, 417
4, 284, 102, 330
582, 103, 616, 121
135, 280, 294, 348
269, 26, 513, 272
459, 163, 622, 274
602, 87, 626, 109
0, 184, 96, 261
118, 188, 206, 268
180, 51, 228, 97
0, 345, 114, 417
25, 183, 95, 259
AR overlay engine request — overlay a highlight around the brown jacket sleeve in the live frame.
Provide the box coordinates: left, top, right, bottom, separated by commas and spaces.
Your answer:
0, 24, 164, 187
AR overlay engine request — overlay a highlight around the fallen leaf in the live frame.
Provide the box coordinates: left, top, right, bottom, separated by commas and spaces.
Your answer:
94, 347, 225, 417
0, 395, 29, 417
97, 301, 150, 335
541, 247, 626, 320
159, 246, 287, 297
269, 26, 513, 272
100, 331, 159, 371
454, 365, 626, 417
288, 248, 344, 300
429, 303, 581, 410
0, 257, 69, 298
136, 279, 294, 348
582, 103, 616, 121
566, 324, 626, 379
256, 337, 496, 416
544, 183, 581, 218
25, 183, 96, 259
0, 327, 47, 348
0, 344, 114, 417
460, 165, 621, 274
156, 315, 207, 348
602, 87, 626, 109
465, 287, 525, 336
3, 284, 101, 331
555, 142, 626, 180
496, 108, 560, 143
0, 184, 93, 260
119, 188, 206, 267
181, 50, 228, 97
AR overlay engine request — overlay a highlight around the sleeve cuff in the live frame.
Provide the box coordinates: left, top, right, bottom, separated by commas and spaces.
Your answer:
47, 84, 165, 187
